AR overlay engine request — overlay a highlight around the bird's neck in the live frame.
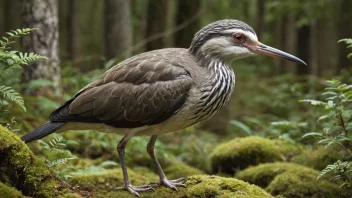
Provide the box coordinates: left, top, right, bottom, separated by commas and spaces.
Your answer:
194, 51, 233, 73
188, 53, 235, 124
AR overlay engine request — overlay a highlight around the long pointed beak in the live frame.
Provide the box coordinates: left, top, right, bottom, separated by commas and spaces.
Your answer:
249, 43, 307, 65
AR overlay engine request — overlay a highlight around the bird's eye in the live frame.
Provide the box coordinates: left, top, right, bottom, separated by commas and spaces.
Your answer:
233, 33, 246, 43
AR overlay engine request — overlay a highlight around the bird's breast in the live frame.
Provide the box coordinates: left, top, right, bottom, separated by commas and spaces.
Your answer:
187, 62, 235, 124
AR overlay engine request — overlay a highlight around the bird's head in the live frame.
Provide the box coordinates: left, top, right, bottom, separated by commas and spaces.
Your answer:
190, 19, 306, 65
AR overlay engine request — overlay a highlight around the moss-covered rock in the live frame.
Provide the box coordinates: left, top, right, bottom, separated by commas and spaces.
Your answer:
210, 136, 302, 174
0, 182, 23, 198
70, 168, 154, 191
292, 146, 341, 170
237, 162, 341, 198
0, 125, 69, 197
71, 172, 273, 198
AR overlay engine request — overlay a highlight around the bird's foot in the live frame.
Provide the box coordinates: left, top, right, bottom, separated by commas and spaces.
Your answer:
115, 184, 155, 197
149, 177, 187, 191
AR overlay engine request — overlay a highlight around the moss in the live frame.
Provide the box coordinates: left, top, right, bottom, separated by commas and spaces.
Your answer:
237, 162, 341, 198
75, 174, 273, 198
0, 182, 23, 198
57, 193, 82, 198
69, 168, 152, 191
164, 161, 204, 179
272, 139, 305, 161
210, 136, 292, 174
0, 125, 69, 197
292, 146, 341, 170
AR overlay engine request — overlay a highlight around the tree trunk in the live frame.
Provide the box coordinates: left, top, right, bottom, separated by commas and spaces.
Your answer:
297, 25, 310, 75
273, 16, 284, 74
174, 0, 202, 48
309, 18, 319, 76
338, 0, 352, 71
255, 0, 265, 37
68, 0, 80, 63
145, 0, 169, 51
2, 0, 21, 47
21, 0, 61, 97
283, 12, 298, 74
104, 0, 132, 60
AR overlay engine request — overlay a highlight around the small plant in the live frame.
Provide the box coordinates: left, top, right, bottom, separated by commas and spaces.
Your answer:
318, 160, 352, 188
301, 79, 352, 187
301, 80, 352, 155
339, 38, 352, 59
0, 28, 46, 128
39, 135, 76, 168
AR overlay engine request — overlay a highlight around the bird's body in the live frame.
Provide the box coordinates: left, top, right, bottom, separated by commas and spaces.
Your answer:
42, 48, 235, 137
21, 20, 306, 197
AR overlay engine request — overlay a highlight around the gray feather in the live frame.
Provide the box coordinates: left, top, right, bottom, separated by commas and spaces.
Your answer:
21, 122, 66, 143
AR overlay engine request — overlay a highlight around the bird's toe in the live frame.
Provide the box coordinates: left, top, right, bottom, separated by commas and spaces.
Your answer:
115, 184, 155, 197
150, 177, 187, 191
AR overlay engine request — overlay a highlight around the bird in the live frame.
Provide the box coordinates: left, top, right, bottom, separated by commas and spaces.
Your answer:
21, 19, 306, 197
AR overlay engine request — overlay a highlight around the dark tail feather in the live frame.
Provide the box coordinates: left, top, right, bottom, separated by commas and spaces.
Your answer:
21, 122, 66, 143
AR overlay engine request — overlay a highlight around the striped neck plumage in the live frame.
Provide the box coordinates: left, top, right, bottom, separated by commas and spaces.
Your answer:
190, 55, 235, 123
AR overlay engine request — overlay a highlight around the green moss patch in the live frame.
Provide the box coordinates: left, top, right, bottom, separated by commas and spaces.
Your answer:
84, 175, 273, 198
210, 136, 302, 174
0, 125, 69, 197
292, 146, 341, 170
69, 168, 155, 191
0, 182, 23, 198
237, 162, 341, 198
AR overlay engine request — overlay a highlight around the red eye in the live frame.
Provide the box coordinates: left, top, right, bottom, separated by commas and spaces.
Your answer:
233, 33, 246, 43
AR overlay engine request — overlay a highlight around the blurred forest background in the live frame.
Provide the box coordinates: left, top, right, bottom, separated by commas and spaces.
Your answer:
1, 0, 352, 197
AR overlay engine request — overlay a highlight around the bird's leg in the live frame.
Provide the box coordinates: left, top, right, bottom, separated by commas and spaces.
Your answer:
115, 135, 154, 197
147, 135, 186, 190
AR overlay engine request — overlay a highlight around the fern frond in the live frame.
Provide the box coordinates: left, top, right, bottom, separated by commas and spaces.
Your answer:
318, 164, 336, 179
0, 85, 25, 111
45, 157, 75, 167
0, 28, 37, 50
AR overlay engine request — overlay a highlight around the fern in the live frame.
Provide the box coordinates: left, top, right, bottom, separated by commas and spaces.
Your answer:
0, 28, 36, 50
0, 28, 47, 127
318, 161, 352, 188
0, 85, 25, 111
45, 158, 76, 167
339, 38, 352, 59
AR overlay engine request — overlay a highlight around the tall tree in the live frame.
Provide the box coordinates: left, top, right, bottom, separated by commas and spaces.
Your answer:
174, 0, 202, 48
21, 0, 61, 96
283, 12, 298, 74
338, 0, 352, 71
297, 25, 310, 75
145, 0, 169, 51
104, 0, 132, 60
68, 0, 80, 63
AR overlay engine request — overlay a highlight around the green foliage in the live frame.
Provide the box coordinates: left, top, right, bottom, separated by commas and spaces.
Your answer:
318, 160, 352, 188
301, 79, 352, 189
0, 85, 25, 111
39, 135, 76, 168
339, 38, 352, 59
0, 28, 46, 128
301, 79, 352, 153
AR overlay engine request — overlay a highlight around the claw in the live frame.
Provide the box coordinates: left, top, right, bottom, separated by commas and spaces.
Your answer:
150, 177, 187, 191
115, 184, 155, 197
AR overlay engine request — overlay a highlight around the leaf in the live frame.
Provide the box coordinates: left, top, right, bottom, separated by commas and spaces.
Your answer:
299, 99, 326, 106
318, 115, 330, 122
0, 85, 26, 111
322, 91, 337, 96
100, 161, 119, 168
317, 139, 332, 144
302, 132, 323, 138
230, 120, 252, 135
